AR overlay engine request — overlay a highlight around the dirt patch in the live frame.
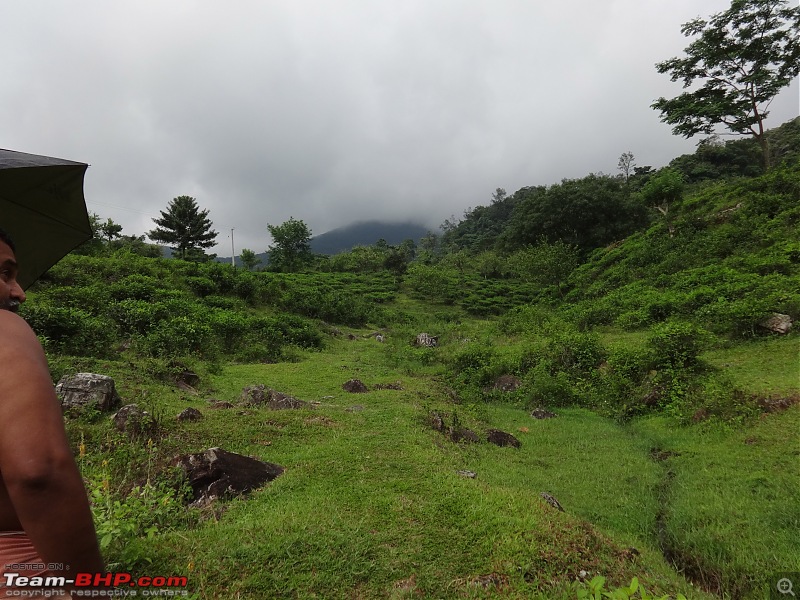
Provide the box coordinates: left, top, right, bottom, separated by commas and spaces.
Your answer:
649, 448, 679, 462
373, 381, 404, 390
756, 394, 799, 413
342, 379, 368, 393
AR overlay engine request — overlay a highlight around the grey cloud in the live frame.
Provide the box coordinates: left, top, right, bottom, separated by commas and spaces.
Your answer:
0, 0, 796, 255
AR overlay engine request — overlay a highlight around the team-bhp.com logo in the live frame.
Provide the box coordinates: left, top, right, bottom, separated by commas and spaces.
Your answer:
3, 572, 189, 597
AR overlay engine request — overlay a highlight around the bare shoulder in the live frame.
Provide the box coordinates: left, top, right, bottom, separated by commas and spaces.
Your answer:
0, 310, 47, 362
0, 311, 57, 413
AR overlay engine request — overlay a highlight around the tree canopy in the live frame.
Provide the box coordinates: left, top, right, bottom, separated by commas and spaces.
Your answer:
147, 196, 218, 261
239, 248, 262, 271
498, 175, 649, 254
652, 0, 800, 169
267, 217, 313, 272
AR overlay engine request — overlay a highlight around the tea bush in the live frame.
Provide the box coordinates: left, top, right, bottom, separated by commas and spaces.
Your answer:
21, 303, 117, 358
545, 330, 606, 374
647, 321, 710, 370
185, 276, 216, 297
144, 315, 215, 359
524, 362, 576, 407
108, 274, 164, 302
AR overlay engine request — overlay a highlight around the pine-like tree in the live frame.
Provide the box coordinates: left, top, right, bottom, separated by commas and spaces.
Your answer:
147, 196, 218, 260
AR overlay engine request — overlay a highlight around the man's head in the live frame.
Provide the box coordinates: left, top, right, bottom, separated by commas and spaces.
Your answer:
0, 229, 25, 312
0, 228, 16, 253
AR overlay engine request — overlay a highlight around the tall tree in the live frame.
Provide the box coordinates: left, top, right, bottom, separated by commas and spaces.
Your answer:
147, 196, 218, 261
639, 168, 684, 218
617, 152, 636, 182
239, 248, 261, 271
652, 0, 800, 170
267, 217, 313, 272
98, 217, 123, 242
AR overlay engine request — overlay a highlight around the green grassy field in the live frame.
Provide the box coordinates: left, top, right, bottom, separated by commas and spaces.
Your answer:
61, 320, 799, 599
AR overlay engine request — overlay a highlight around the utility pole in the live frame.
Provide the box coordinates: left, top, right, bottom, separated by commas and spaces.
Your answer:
230, 228, 235, 268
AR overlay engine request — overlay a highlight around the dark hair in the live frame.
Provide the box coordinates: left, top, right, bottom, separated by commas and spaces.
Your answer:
0, 228, 15, 252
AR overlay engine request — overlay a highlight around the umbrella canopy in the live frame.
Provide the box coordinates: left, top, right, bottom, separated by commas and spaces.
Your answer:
0, 149, 92, 289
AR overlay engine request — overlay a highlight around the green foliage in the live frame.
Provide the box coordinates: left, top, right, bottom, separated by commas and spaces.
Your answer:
404, 264, 461, 303
652, 0, 800, 169
267, 217, 313, 272
545, 330, 607, 373
647, 321, 710, 369
449, 342, 499, 388
239, 248, 261, 271
639, 168, 684, 216
564, 160, 800, 337
575, 576, 687, 600
498, 305, 564, 336
440, 188, 521, 252
277, 283, 378, 326
108, 235, 163, 258
507, 238, 580, 297
144, 315, 215, 359
98, 217, 123, 242
20, 303, 117, 358
147, 196, 218, 261
525, 362, 577, 407
324, 245, 387, 274
88, 446, 193, 570
500, 174, 649, 253
669, 135, 764, 182
185, 276, 216, 297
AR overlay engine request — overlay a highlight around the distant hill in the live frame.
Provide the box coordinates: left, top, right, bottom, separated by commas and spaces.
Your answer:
310, 221, 430, 255
215, 220, 432, 265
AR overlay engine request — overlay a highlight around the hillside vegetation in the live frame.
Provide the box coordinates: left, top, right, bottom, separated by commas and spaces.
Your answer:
30, 119, 799, 599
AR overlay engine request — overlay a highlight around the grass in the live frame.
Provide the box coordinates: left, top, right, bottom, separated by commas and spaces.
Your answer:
629, 407, 800, 599
60, 312, 798, 599
701, 335, 800, 395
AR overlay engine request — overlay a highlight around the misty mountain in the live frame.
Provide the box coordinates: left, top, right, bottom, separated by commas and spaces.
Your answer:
309, 221, 430, 255
215, 220, 432, 265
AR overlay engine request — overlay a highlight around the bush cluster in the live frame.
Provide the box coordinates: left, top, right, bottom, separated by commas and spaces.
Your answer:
444, 316, 757, 423
24, 254, 400, 362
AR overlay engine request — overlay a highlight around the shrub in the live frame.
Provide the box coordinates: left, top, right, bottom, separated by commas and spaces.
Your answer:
607, 346, 651, 382
647, 321, 710, 369
34, 283, 112, 315
545, 330, 606, 373
143, 315, 215, 358
108, 299, 159, 336
185, 276, 216, 297
404, 264, 460, 303
209, 310, 250, 352
232, 273, 258, 303
21, 304, 118, 358
499, 305, 564, 336
107, 274, 163, 302
524, 363, 575, 407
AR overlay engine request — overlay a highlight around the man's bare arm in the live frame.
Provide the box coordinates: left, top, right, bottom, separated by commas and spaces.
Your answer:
0, 311, 103, 576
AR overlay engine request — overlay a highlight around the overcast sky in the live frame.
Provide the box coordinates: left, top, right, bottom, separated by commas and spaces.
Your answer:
1, 1, 798, 256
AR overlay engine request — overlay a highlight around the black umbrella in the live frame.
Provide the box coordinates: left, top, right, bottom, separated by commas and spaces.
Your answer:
0, 149, 92, 289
